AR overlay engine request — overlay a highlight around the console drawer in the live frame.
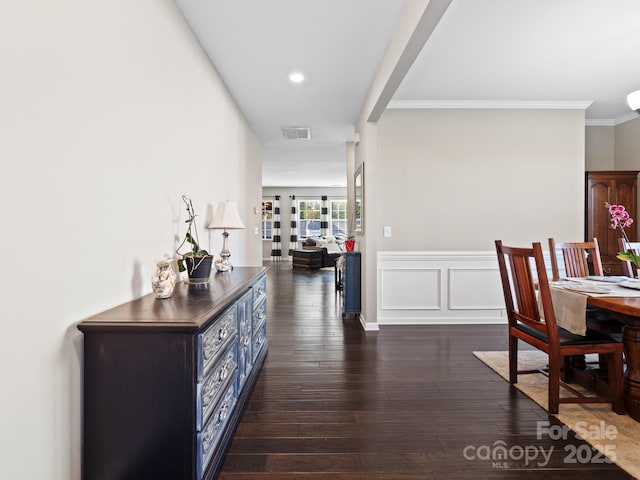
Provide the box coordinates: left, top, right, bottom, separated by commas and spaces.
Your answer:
198, 306, 238, 380
252, 274, 267, 309
252, 320, 267, 359
196, 342, 237, 431
252, 298, 266, 331
196, 381, 236, 479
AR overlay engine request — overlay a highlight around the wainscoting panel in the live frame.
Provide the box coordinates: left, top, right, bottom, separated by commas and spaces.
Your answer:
380, 268, 441, 310
377, 251, 507, 325
448, 267, 505, 310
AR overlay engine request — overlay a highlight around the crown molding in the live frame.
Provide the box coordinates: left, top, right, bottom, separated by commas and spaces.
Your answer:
386, 100, 593, 110
586, 112, 639, 127
386, 100, 640, 126
614, 111, 639, 126
585, 119, 615, 127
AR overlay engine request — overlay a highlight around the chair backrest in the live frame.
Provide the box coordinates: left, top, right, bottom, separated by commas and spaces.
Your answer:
548, 237, 603, 281
618, 237, 640, 277
495, 240, 559, 341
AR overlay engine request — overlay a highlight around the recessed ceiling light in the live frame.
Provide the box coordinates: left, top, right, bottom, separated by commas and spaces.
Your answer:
289, 71, 304, 83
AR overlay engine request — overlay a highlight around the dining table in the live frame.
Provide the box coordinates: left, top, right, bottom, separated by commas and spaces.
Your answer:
588, 294, 640, 420
550, 277, 640, 421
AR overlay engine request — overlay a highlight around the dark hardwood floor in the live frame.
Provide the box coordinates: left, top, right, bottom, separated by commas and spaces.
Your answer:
218, 261, 633, 479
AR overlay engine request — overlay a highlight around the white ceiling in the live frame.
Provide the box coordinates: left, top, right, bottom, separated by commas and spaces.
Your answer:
176, 0, 640, 188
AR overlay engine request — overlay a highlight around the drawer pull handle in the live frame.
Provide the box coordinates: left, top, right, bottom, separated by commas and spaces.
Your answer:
218, 404, 229, 424
218, 326, 228, 341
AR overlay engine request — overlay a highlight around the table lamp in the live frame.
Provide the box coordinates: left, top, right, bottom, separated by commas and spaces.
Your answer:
208, 201, 245, 272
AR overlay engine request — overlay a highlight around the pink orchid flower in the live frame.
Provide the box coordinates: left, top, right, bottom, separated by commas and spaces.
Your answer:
606, 202, 640, 268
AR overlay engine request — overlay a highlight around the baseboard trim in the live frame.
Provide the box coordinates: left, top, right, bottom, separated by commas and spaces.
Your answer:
359, 313, 379, 331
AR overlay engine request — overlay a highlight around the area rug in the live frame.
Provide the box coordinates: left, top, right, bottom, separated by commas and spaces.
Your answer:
474, 350, 640, 479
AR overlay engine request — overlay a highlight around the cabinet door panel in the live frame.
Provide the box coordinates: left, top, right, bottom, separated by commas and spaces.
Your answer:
586, 172, 638, 275
615, 179, 637, 242
586, 178, 611, 238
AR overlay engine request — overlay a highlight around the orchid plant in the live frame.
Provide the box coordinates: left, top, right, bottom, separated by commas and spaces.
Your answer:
175, 195, 209, 273
606, 202, 640, 268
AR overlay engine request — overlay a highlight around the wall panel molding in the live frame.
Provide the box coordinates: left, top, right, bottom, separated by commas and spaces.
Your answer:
377, 251, 506, 325
380, 267, 442, 310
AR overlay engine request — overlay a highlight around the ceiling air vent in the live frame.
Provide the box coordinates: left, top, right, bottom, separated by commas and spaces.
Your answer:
281, 126, 311, 140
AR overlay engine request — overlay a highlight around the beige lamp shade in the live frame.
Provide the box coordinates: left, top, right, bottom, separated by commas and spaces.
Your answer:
208, 201, 245, 272
209, 201, 245, 230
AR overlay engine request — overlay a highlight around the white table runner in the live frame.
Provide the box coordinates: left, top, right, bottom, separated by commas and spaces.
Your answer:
548, 287, 588, 335
548, 278, 640, 335
552, 278, 640, 298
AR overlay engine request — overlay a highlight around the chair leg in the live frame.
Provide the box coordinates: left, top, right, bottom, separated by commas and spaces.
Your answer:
562, 356, 572, 382
598, 353, 608, 371
509, 335, 518, 384
548, 357, 561, 414
606, 351, 625, 415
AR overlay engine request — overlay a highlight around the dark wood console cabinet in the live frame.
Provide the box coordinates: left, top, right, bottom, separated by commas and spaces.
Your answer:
585, 171, 638, 275
77, 267, 268, 480
341, 252, 361, 318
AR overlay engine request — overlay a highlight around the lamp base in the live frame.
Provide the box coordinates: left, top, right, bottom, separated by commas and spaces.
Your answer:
215, 230, 234, 272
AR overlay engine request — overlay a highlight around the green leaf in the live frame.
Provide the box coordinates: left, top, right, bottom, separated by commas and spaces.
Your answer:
617, 251, 640, 266
185, 232, 200, 253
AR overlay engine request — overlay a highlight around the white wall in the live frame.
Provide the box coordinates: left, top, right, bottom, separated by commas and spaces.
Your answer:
377, 108, 585, 250
357, 107, 586, 326
0, 1, 261, 479
614, 116, 640, 170
585, 118, 640, 172
585, 125, 615, 170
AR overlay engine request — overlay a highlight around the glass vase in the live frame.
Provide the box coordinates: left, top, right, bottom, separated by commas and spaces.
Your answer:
152, 256, 176, 298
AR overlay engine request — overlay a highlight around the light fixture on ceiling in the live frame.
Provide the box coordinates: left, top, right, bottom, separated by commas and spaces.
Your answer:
289, 71, 304, 83
627, 90, 640, 113
281, 126, 311, 140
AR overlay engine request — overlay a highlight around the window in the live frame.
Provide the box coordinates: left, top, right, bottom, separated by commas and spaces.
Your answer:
297, 198, 348, 238
261, 200, 273, 240
298, 200, 322, 238
330, 200, 347, 236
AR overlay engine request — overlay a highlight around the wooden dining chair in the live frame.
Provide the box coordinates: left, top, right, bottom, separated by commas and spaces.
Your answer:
548, 236, 614, 335
548, 237, 603, 281
548, 240, 624, 374
618, 237, 640, 278
495, 240, 624, 414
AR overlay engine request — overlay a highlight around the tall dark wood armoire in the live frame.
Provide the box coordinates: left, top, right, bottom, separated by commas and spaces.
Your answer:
585, 171, 639, 275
